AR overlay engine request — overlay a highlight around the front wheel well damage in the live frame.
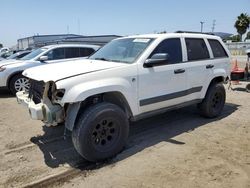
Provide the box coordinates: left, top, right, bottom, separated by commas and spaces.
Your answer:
65, 92, 132, 131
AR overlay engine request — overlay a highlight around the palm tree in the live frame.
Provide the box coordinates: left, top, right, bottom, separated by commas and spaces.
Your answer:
234, 13, 250, 41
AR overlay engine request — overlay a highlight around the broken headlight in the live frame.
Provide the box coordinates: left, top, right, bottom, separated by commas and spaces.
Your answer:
53, 89, 65, 101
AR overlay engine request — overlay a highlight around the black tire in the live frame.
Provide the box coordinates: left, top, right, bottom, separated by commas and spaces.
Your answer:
198, 82, 226, 118
246, 83, 250, 93
9, 74, 30, 94
72, 102, 129, 162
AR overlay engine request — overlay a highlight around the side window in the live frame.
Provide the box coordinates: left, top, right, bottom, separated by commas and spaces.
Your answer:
65, 47, 80, 58
208, 39, 228, 58
150, 38, 182, 64
46, 48, 65, 60
185, 38, 209, 61
79, 48, 95, 57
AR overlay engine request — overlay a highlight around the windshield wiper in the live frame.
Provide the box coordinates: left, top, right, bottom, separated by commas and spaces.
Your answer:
94, 57, 127, 63
94, 57, 110, 61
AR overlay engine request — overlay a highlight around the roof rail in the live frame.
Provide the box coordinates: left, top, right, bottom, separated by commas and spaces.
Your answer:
175, 31, 215, 35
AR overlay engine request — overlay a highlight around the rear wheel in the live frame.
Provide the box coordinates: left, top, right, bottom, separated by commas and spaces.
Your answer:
9, 74, 30, 94
72, 102, 129, 162
198, 82, 225, 118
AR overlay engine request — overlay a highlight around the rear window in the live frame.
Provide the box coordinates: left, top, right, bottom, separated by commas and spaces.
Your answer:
208, 39, 228, 58
185, 38, 209, 61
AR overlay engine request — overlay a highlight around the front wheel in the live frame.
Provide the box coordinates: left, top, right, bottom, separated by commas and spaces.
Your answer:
72, 102, 129, 162
198, 82, 226, 118
9, 74, 30, 94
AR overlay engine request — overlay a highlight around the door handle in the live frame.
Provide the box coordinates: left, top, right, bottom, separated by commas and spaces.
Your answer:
206, 64, 214, 69
174, 69, 185, 74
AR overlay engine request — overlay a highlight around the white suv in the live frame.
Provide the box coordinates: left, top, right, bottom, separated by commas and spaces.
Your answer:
0, 44, 99, 94
17, 33, 230, 162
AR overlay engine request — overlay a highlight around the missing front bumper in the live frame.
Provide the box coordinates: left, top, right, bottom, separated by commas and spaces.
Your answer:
16, 91, 64, 126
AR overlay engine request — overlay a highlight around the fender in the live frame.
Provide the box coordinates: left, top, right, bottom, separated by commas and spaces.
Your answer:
200, 68, 228, 98
212, 68, 228, 80
59, 77, 139, 116
64, 102, 81, 131
6, 70, 24, 86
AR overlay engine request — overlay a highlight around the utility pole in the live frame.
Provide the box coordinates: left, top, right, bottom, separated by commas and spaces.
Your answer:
200, 21, 205, 33
77, 18, 80, 35
67, 25, 69, 34
211, 19, 216, 33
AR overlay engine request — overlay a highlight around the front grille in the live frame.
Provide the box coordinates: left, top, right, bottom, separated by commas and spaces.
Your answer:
28, 79, 45, 104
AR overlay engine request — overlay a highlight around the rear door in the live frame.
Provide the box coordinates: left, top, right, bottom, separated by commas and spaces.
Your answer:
183, 38, 212, 101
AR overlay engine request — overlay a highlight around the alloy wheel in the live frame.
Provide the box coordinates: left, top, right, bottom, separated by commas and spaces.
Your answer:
14, 78, 30, 92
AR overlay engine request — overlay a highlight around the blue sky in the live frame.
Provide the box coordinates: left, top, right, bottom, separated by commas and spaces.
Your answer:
1, 0, 249, 47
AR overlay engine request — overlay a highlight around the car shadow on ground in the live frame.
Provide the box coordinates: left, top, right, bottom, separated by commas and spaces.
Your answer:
0, 88, 13, 98
30, 102, 239, 170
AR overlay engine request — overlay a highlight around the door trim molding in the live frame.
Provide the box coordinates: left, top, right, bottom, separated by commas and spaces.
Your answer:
140, 86, 202, 106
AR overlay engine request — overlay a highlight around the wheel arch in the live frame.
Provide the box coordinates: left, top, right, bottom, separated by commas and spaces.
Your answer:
7, 71, 24, 88
209, 76, 225, 85
65, 91, 133, 131
201, 75, 225, 98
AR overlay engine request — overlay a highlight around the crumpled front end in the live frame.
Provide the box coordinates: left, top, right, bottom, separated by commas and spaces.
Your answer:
16, 80, 65, 126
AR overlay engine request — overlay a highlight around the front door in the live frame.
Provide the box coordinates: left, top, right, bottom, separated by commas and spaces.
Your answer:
138, 38, 188, 114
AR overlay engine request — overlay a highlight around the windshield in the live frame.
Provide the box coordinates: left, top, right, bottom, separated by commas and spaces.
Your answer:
90, 38, 154, 63
21, 48, 47, 60
6, 53, 19, 60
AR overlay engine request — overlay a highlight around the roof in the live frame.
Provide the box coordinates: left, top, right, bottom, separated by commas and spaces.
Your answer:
211, 32, 233, 40
122, 33, 221, 40
65, 35, 122, 39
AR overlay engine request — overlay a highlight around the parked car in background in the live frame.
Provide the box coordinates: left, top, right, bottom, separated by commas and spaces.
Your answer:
0, 44, 100, 94
2, 50, 31, 61
0, 47, 11, 58
0, 47, 10, 54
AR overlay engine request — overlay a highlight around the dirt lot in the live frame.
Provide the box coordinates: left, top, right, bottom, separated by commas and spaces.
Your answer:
0, 72, 249, 187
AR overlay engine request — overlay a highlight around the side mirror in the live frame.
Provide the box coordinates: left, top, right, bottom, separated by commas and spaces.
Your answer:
144, 53, 169, 68
39, 56, 48, 62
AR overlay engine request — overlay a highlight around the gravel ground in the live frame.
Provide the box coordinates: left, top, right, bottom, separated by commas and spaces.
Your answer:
0, 57, 249, 188
58, 82, 250, 188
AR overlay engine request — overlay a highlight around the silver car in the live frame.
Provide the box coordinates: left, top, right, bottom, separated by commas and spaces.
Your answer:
0, 44, 99, 94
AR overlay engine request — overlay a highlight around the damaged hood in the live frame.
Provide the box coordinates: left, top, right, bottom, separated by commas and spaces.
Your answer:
23, 59, 126, 82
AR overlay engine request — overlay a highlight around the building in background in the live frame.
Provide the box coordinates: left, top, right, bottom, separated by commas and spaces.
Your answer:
17, 34, 121, 50
62, 35, 121, 46
17, 34, 82, 50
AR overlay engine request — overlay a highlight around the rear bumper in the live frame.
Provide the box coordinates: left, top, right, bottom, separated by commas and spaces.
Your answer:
16, 91, 64, 126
